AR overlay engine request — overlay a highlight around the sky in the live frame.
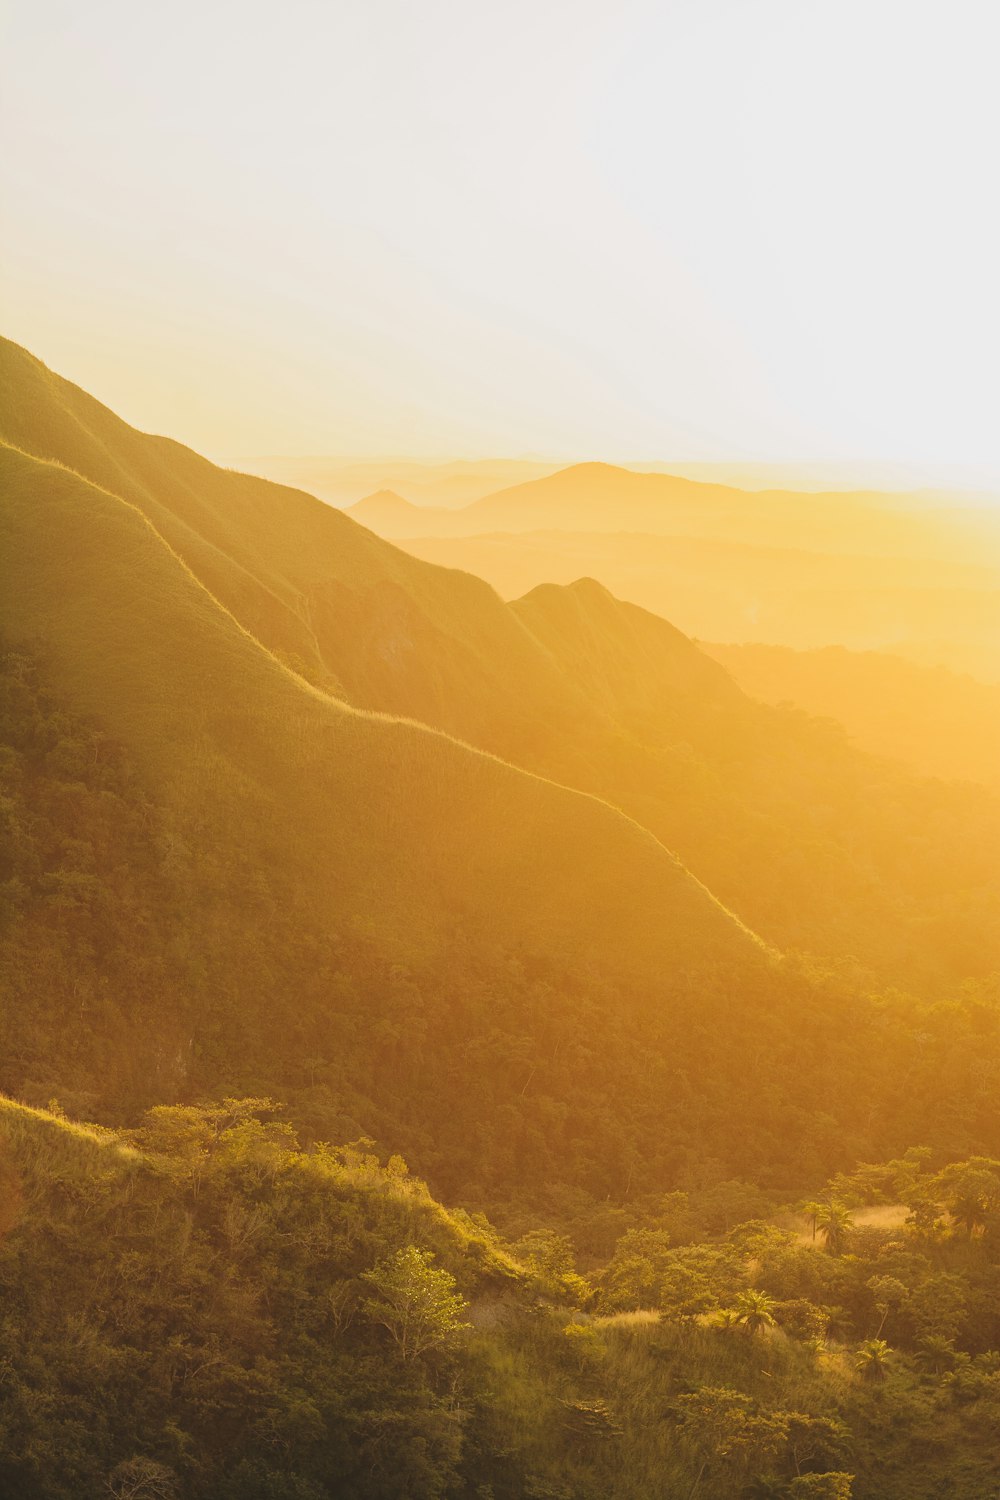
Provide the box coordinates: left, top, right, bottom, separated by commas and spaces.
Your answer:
3, 0, 1000, 477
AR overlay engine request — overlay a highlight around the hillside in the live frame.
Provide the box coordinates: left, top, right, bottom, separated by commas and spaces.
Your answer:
3, 441, 793, 1189
4, 355, 1000, 1211
5, 349, 1000, 1500
5, 1098, 1000, 1500
706, 643, 1000, 793
2, 337, 999, 993
0, 339, 595, 766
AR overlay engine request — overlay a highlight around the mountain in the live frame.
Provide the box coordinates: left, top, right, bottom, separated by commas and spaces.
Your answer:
356, 462, 1000, 681
345, 488, 456, 537
230, 455, 558, 508
403, 461, 1000, 564
388, 526, 1000, 681
706, 643, 1000, 794
2, 336, 998, 1001
4, 336, 1000, 1210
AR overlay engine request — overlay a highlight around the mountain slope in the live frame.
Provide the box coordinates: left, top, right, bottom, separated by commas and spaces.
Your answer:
4, 342, 1000, 1208
0, 338, 590, 764
3, 439, 796, 1200
3, 337, 999, 992
0, 441, 752, 976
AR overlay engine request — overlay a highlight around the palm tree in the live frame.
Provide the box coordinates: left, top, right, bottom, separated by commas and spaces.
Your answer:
800, 1199, 823, 1242
815, 1201, 853, 1256
856, 1337, 891, 1384
917, 1334, 958, 1376
712, 1307, 740, 1330
733, 1288, 777, 1336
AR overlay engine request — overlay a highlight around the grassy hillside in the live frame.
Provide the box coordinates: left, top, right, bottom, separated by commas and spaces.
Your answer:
3, 337, 999, 991
0, 338, 594, 764
706, 642, 1000, 793
4, 1096, 1000, 1500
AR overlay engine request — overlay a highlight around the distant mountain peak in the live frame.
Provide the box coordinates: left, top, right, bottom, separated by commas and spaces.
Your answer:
557, 461, 631, 480
565, 575, 613, 596
349, 489, 417, 511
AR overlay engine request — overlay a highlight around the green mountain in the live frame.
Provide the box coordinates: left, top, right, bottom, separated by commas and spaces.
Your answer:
3, 337, 998, 995
2, 335, 1000, 1211
4, 437, 792, 1196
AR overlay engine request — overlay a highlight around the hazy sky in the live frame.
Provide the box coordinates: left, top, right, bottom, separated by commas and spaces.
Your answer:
3, 0, 1000, 472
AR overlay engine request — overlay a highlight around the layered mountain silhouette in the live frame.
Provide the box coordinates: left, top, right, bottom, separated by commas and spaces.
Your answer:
243, 455, 556, 508
364, 460, 1000, 561
350, 464, 1000, 681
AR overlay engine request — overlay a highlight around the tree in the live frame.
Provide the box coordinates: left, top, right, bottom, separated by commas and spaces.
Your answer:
673, 1387, 789, 1496
785, 1412, 851, 1476
865, 1275, 908, 1337
933, 1159, 1000, 1237
907, 1271, 967, 1343
659, 1263, 719, 1325
596, 1228, 673, 1313
773, 1299, 829, 1341
814, 1202, 853, 1256
361, 1246, 470, 1361
917, 1334, 959, 1376
855, 1338, 890, 1384
800, 1200, 823, 1242
106, 1457, 178, 1500
788, 1475, 853, 1499
733, 1289, 777, 1337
